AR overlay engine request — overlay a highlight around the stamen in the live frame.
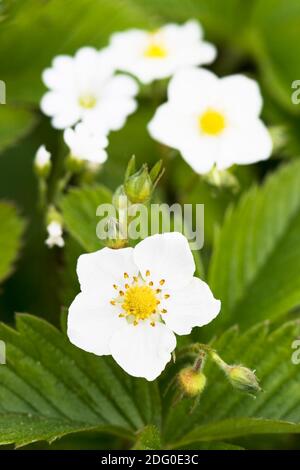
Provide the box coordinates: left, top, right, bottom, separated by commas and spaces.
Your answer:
113, 284, 118, 290
159, 279, 165, 286
164, 294, 170, 299
110, 300, 116, 305
150, 322, 155, 327
149, 281, 154, 286
124, 272, 129, 278
146, 270, 150, 277
125, 283, 129, 289
119, 290, 124, 296
162, 309, 167, 314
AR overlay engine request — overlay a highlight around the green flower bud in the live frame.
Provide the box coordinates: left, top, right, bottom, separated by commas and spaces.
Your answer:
105, 217, 128, 249
66, 153, 85, 173
124, 164, 153, 204
226, 365, 261, 395
46, 205, 63, 226
178, 367, 207, 398
210, 351, 261, 396
204, 166, 239, 192
112, 185, 128, 211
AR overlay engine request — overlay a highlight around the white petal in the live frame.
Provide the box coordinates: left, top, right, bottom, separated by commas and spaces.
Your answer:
167, 67, 219, 110
148, 102, 197, 149
77, 247, 138, 302
41, 91, 79, 128
85, 97, 137, 132
217, 119, 273, 169
220, 75, 263, 117
103, 74, 138, 98
133, 232, 195, 289
68, 293, 121, 355
110, 322, 176, 380
163, 277, 221, 335
42, 55, 75, 91
180, 138, 219, 174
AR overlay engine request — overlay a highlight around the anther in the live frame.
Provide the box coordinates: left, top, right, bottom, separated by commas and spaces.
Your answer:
124, 272, 129, 278
159, 279, 165, 286
162, 309, 167, 314
119, 290, 124, 296
146, 270, 150, 277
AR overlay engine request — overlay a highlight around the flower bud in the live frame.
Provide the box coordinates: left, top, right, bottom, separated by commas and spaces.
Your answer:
34, 145, 51, 178
105, 217, 128, 249
226, 365, 261, 395
124, 164, 153, 204
112, 185, 129, 211
178, 367, 207, 398
210, 351, 261, 396
45, 207, 64, 249
204, 166, 239, 192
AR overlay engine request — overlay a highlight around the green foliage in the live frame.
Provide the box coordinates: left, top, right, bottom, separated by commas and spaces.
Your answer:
164, 320, 300, 446
0, 314, 161, 447
0, 0, 151, 103
251, 0, 300, 113
0, 202, 25, 283
207, 160, 300, 334
60, 185, 112, 252
132, 425, 161, 450
0, 106, 36, 154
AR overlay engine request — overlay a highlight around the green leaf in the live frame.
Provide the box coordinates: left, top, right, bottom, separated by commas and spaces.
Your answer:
171, 418, 300, 449
206, 160, 300, 334
60, 185, 112, 252
0, 0, 151, 104
0, 314, 161, 447
0, 202, 25, 283
164, 321, 300, 445
132, 425, 161, 450
0, 106, 36, 154
250, 0, 300, 114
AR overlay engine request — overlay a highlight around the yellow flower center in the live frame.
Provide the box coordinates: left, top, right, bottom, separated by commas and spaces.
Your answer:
199, 109, 226, 136
110, 271, 169, 326
122, 285, 157, 320
144, 38, 167, 58
78, 94, 97, 109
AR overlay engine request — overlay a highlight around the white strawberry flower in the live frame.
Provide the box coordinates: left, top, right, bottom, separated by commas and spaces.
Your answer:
108, 20, 216, 84
41, 47, 138, 131
148, 68, 273, 174
67, 232, 220, 381
64, 123, 108, 165
45, 221, 64, 248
